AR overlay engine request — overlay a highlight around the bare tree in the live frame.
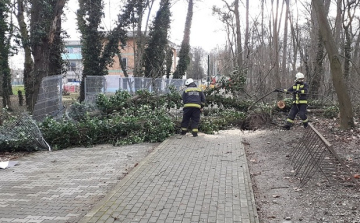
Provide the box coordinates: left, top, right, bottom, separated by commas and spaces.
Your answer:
16, 0, 33, 109
312, 0, 354, 129
220, 0, 243, 68
270, 0, 284, 97
281, 0, 289, 85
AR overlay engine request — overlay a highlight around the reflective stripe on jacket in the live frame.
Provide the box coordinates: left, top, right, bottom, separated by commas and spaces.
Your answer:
283, 81, 308, 104
182, 83, 206, 108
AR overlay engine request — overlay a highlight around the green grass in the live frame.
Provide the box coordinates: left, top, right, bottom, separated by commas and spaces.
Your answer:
12, 85, 25, 95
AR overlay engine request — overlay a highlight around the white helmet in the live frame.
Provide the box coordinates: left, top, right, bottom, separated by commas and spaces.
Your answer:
185, 78, 194, 86
295, 72, 305, 80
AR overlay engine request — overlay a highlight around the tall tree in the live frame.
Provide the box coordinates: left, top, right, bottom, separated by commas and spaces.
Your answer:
77, 0, 149, 100
165, 45, 173, 78
215, 0, 243, 69
186, 47, 205, 80
212, 4, 236, 70
234, 0, 243, 68
309, 0, 330, 100
342, 0, 359, 79
312, 0, 354, 129
281, 0, 289, 85
0, 0, 12, 109
173, 0, 193, 79
77, 0, 106, 101
15, 0, 33, 108
143, 0, 171, 78
17, 0, 67, 112
271, 0, 284, 94
133, 0, 156, 77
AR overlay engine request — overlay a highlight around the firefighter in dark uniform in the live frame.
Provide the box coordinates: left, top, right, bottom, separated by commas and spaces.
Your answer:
181, 78, 206, 137
275, 72, 309, 130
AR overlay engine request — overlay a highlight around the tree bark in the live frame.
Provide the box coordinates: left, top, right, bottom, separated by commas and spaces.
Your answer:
234, 0, 243, 68
281, 0, 289, 86
272, 0, 283, 98
173, 0, 193, 78
312, 0, 354, 129
29, 0, 66, 112
0, 0, 12, 109
309, 0, 329, 100
134, 1, 145, 77
16, 0, 34, 110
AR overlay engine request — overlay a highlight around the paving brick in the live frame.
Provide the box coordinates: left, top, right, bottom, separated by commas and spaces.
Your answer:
3, 130, 260, 223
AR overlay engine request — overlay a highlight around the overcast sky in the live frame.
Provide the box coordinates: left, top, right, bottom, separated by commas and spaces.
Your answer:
63, 0, 227, 52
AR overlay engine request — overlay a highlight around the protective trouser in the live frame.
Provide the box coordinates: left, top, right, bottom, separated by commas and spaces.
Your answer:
285, 104, 308, 127
181, 107, 201, 133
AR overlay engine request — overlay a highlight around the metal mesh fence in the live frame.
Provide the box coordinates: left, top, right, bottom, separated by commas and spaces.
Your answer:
290, 123, 358, 187
32, 75, 64, 122
0, 113, 51, 151
118, 77, 189, 94
85, 75, 202, 103
84, 76, 107, 104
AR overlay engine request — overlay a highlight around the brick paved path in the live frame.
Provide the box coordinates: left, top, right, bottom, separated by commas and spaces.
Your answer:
0, 144, 155, 223
80, 130, 259, 223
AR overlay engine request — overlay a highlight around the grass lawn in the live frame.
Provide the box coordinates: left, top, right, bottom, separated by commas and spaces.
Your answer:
12, 85, 25, 95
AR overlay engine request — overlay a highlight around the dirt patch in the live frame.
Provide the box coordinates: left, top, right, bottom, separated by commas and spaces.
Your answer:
0, 151, 31, 162
242, 115, 360, 223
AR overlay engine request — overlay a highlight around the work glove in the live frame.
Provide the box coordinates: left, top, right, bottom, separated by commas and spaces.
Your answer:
274, 88, 283, 93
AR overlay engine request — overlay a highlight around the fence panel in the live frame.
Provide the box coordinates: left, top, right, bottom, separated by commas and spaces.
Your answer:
290, 123, 358, 188
33, 75, 63, 122
85, 76, 107, 103
84, 75, 202, 103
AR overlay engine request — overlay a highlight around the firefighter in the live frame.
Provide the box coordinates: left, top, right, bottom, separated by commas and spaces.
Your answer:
180, 78, 206, 137
274, 72, 309, 130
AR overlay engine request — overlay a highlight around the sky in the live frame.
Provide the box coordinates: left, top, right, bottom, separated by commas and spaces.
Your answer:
10, 0, 227, 70
62, 0, 227, 52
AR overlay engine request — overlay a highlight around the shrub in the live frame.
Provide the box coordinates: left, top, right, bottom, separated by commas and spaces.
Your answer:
323, 106, 339, 119
40, 105, 175, 149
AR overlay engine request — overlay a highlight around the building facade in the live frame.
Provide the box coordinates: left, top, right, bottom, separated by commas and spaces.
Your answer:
62, 35, 178, 80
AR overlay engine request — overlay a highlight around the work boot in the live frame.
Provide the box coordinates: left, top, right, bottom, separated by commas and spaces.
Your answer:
192, 132, 198, 137
303, 122, 308, 128
181, 130, 187, 135
282, 125, 290, 130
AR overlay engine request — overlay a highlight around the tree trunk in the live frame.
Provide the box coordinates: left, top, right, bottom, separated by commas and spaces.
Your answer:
272, 0, 282, 98
28, 0, 66, 112
312, 0, 354, 129
281, 0, 289, 86
350, 20, 360, 76
234, 0, 243, 68
134, 0, 156, 77
16, 0, 34, 110
49, 17, 63, 77
342, 1, 356, 80
244, 0, 249, 62
134, 2, 144, 77
173, 0, 193, 78
0, 0, 12, 109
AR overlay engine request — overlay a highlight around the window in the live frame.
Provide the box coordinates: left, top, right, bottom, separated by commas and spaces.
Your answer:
67, 62, 77, 72
65, 47, 81, 54
72, 47, 81, 53
121, 58, 127, 69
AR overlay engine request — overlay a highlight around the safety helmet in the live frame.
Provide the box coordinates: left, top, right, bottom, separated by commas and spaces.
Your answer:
295, 72, 305, 80
185, 78, 194, 86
